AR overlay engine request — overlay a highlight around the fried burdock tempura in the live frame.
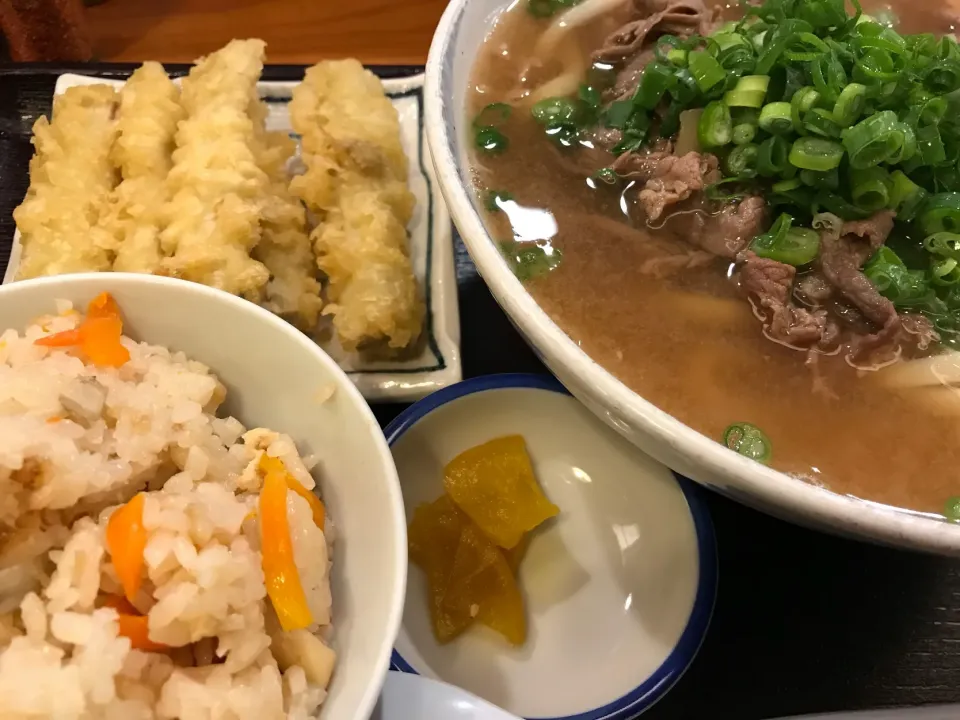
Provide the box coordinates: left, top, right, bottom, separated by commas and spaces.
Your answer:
14, 85, 119, 279
160, 39, 270, 298
290, 60, 423, 351
102, 62, 184, 274
250, 103, 324, 329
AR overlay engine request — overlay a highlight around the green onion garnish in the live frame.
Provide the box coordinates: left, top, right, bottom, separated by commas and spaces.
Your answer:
759, 101, 793, 134
789, 137, 845, 171
698, 100, 733, 148
841, 110, 903, 168
723, 423, 772, 463
751, 213, 821, 266
483, 190, 514, 212
832, 83, 867, 126
944, 496, 960, 522
724, 75, 770, 108
475, 127, 509, 155
688, 50, 726, 92
850, 166, 892, 212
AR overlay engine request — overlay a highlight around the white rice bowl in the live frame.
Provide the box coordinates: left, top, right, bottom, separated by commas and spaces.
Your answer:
0, 274, 406, 720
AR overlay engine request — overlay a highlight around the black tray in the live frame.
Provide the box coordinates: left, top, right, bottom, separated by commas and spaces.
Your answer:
2, 64, 960, 720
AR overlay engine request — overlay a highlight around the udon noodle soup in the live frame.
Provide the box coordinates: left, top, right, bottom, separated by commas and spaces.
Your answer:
468, 0, 960, 516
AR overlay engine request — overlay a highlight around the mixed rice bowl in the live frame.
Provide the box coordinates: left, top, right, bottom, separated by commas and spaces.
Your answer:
0, 293, 338, 719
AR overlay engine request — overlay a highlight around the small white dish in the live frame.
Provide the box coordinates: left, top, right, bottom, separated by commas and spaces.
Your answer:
0, 272, 408, 720
4, 70, 461, 403
384, 374, 717, 720
372, 671, 521, 720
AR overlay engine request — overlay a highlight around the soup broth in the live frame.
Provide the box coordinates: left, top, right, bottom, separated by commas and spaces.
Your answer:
468, 0, 960, 514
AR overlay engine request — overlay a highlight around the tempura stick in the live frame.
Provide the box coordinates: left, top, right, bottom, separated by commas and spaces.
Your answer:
289, 60, 423, 351
160, 39, 270, 298
14, 85, 119, 279
251, 125, 324, 329
103, 62, 183, 274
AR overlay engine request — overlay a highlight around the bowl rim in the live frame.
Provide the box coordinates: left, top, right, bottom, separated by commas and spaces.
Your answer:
0, 272, 408, 720
383, 372, 718, 720
422, 0, 960, 554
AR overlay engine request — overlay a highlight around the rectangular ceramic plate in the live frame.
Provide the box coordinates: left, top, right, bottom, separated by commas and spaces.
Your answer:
2, 69, 461, 403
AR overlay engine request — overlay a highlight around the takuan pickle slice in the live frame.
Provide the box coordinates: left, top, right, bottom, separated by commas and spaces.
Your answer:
407, 495, 527, 645
444, 435, 559, 549
407, 495, 473, 643
443, 521, 526, 646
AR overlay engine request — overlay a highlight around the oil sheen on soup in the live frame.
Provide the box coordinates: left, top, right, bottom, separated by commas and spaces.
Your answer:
468, 0, 960, 515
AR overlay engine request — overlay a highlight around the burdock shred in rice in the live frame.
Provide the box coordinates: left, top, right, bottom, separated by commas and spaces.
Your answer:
0, 293, 336, 719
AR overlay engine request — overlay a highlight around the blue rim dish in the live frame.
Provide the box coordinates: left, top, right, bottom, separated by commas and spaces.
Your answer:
383, 373, 719, 720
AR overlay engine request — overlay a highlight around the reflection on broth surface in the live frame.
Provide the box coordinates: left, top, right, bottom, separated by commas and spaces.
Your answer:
469, 0, 960, 514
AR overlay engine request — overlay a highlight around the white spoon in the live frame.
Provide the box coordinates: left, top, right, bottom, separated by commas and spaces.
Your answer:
371, 672, 521, 720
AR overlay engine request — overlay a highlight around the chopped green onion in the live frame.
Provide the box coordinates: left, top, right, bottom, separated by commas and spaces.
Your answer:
832, 83, 867, 126
725, 75, 770, 107
841, 110, 903, 168
733, 122, 758, 145
922, 60, 960, 96
944, 496, 960, 521
531, 97, 578, 126
500, 240, 563, 281
592, 168, 619, 185
789, 137, 845, 170
919, 193, 960, 235
784, 32, 830, 62
812, 53, 848, 102
483, 189, 514, 211
800, 167, 839, 189
923, 232, 960, 260
791, 86, 821, 133
602, 100, 634, 129
757, 135, 790, 176
698, 100, 733, 148
889, 171, 926, 220
723, 422, 771, 463
864, 246, 931, 303
772, 178, 802, 192
803, 107, 842, 138
635, 62, 679, 110
917, 123, 946, 165
725, 143, 760, 176
759, 101, 793, 134
817, 192, 874, 219
752, 213, 821, 265
932, 257, 960, 286
667, 48, 689, 66
475, 127, 509, 154
688, 50, 726, 92
473, 102, 512, 129
850, 166, 892, 212
887, 122, 917, 165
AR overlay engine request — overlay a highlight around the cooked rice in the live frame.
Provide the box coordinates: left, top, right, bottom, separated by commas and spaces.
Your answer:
0, 302, 335, 719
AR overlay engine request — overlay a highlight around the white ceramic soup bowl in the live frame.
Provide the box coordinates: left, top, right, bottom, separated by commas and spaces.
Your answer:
424, 0, 960, 554
0, 273, 407, 720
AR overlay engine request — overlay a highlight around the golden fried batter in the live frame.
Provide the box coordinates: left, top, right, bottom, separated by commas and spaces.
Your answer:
103, 62, 183, 274
251, 109, 324, 329
290, 60, 423, 351
14, 85, 119, 279
160, 39, 270, 297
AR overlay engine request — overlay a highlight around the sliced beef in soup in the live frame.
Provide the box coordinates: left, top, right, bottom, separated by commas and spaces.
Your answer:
468, 0, 960, 516
594, 0, 719, 103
